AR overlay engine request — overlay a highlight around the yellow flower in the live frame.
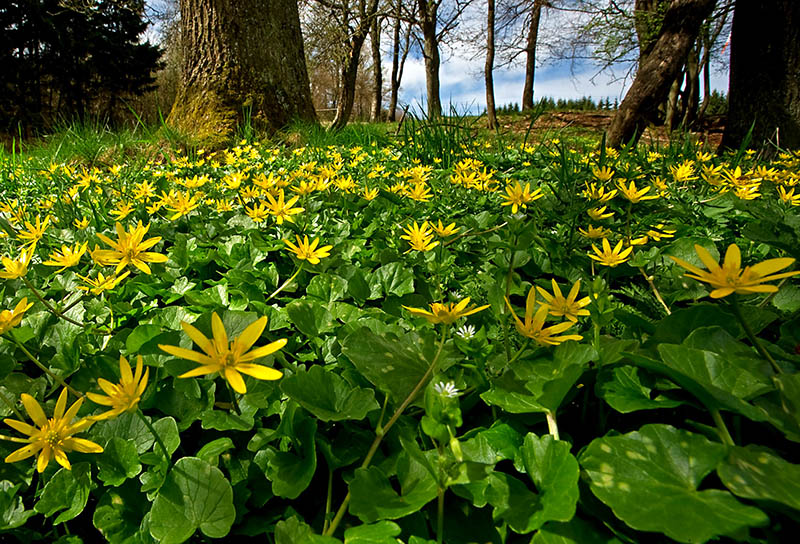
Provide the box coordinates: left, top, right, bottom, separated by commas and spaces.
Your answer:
109, 201, 134, 221
362, 187, 379, 201
283, 235, 333, 265
2, 388, 103, 473
0, 298, 33, 335
501, 182, 543, 213
587, 206, 615, 220
245, 201, 270, 223
431, 220, 459, 237
17, 215, 50, 246
504, 289, 582, 345
165, 190, 201, 220
264, 189, 304, 224
589, 238, 633, 267
43, 242, 88, 272
616, 180, 658, 203
406, 183, 433, 202
592, 166, 615, 182
95, 222, 169, 274
646, 224, 676, 242
401, 221, 439, 253
73, 217, 90, 230
669, 243, 799, 298
536, 279, 591, 322
0, 246, 34, 280
87, 355, 149, 421
402, 297, 489, 325
582, 183, 617, 202
158, 312, 286, 394
76, 270, 130, 295
670, 161, 698, 183
778, 186, 800, 206
578, 225, 611, 239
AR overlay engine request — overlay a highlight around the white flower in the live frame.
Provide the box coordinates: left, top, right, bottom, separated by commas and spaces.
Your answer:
456, 324, 476, 339
433, 381, 460, 398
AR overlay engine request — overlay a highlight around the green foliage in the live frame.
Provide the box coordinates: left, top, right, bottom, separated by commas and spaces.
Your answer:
0, 129, 799, 544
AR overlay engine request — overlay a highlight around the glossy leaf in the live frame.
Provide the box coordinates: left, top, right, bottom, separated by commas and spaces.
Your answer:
281, 365, 379, 421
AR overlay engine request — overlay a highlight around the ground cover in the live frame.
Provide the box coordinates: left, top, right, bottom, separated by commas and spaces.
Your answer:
0, 127, 799, 543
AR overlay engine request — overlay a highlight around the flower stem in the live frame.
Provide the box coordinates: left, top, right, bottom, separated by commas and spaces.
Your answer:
711, 409, 735, 446
225, 381, 242, 415
437, 484, 445, 544
502, 246, 516, 362
136, 409, 171, 464
266, 264, 303, 302
546, 410, 560, 440
638, 267, 671, 315
325, 325, 449, 537
730, 295, 782, 374
9, 336, 81, 397
22, 277, 84, 328
323, 468, 333, 535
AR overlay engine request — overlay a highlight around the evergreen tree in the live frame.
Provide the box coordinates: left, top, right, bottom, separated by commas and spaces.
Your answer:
0, 0, 161, 131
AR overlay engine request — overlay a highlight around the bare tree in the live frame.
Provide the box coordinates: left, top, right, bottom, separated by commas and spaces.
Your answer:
485, 0, 497, 128
369, 12, 383, 121
606, 0, 716, 147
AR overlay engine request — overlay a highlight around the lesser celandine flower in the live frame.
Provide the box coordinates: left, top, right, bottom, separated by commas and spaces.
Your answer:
501, 181, 543, 213
95, 221, 168, 274
504, 290, 583, 346
401, 221, 439, 253
670, 243, 799, 298
616, 180, 659, 203
402, 298, 489, 325
76, 270, 130, 295
159, 312, 286, 395
0, 246, 33, 280
264, 189, 304, 224
43, 242, 88, 272
536, 279, 591, 322
3, 388, 103, 473
283, 235, 332, 265
17, 215, 50, 246
431, 220, 459, 237
587, 206, 614, 220
88, 355, 149, 420
589, 239, 633, 267
0, 298, 33, 335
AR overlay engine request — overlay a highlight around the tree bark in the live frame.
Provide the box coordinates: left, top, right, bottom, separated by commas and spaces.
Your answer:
370, 14, 383, 122
606, 0, 716, 148
485, 0, 497, 129
418, 0, 442, 118
721, 0, 800, 153
520, 0, 543, 111
169, 0, 316, 146
681, 42, 700, 128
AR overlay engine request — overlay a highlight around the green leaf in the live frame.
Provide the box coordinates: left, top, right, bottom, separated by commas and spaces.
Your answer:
274, 517, 340, 544
307, 273, 349, 303
341, 328, 430, 403
350, 454, 438, 522
344, 521, 402, 544
773, 372, 800, 429
651, 303, 740, 345
532, 517, 623, 544
93, 482, 150, 544
262, 410, 317, 499
201, 403, 256, 431
149, 457, 235, 544
772, 284, 800, 312
91, 412, 154, 454
519, 434, 579, 528
34, 463, 91, 524
717, 445, 800, 510
280, 365, 379, 422
580, 424, 768, 543
126, 324, 164, 353
287, 299, 336, 337
375, 262, 414, 296
595, 366, 683, 413
197, 437, 235, 465
459, 422, 524, 465
96, 437, 142, 487
0, 480, 34, 530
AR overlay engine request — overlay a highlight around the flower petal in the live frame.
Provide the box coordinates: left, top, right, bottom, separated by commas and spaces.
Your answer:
224, 368, 247, 394
236, 317, 268, 354
20, 394, 47, 427
236, 363, 283, 381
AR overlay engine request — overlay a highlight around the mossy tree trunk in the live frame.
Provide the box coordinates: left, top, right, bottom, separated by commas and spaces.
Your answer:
169, 0, 316, 146
721, 0, 800, 154
521, 0, 543, 112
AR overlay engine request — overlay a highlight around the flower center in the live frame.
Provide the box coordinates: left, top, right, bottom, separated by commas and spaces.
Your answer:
45, 429, 60, 447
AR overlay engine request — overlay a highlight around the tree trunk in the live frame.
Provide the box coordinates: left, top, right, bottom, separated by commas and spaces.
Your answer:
418, 0, 441, 118
521, 0, 543, 111
606, 0, 716, 148
169, 0, 316, 146
370, 15, 382, 122
664, 72, 682, 130
634, 0, 666, 64
721, 0, 800, 153
485, 0, 497, 129
681, 42, 700, 128
331, 33, 369, 129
